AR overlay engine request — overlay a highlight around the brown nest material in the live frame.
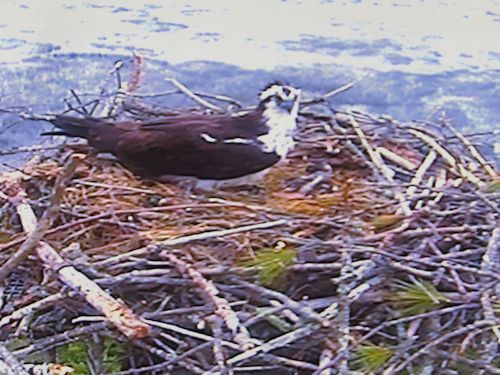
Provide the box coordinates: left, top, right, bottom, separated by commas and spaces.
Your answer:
0, 66, 498, 374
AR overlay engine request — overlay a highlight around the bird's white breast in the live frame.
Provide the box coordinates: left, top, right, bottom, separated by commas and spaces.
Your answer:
258, 105, 297, 157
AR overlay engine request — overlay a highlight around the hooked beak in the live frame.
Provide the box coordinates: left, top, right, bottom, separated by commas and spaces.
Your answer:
281, 90, 301, 112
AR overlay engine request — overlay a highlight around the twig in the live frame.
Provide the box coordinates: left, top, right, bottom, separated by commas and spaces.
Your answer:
127, 52, 144, 93
163, 252, 255, 350
348, 111, 412, 216
0, 145, 62, 156
376, 147, 418, 171
390, 320, 497, 374
481, 226, 499, 274
0, 202, 267, 255
226, 324, 321, 366
405, 150, 437, 199
301, 74, 368, 106
72, 179, 158, 194
13, 323, 108, 358
194, 91, 243, 108
324, 74, 367, 99
70, 89, 88, 115
0, 292, 66, 328
0, 154, 81, 281
236, 280, 329, 326
165, 77, 222, 111
407, 128, 484, 187
0, 343, 30, 375
97, 219, 287, 266
441, 118, 496, 177
36, 241, 151, 339
318, 347, 334, 375
143, 319, 240, 350
5, 159, 150, 339
480, 290, 500, 342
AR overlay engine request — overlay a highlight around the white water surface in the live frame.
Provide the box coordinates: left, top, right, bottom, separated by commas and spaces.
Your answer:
0, 0, 499, 73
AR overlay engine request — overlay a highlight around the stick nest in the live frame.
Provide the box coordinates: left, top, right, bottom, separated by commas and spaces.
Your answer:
0, 64, 498, 374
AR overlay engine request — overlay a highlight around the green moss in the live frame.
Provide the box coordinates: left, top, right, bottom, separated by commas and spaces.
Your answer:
58, 341, 90, 375
57, 338, 125, 374
101, 337, 126, 373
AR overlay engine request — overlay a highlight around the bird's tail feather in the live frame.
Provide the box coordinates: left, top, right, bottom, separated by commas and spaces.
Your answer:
48, 115, 103, 139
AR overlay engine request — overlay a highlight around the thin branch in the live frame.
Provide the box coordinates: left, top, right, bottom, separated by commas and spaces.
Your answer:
98, 219, 287, 266
165, 77, 222, 111
0, 154, 81, 281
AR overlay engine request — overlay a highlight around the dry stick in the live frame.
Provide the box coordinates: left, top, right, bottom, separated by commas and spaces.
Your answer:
335, 252, 352, 375
376, 147, 418, 171
313, 304, 480, 375
407, 128, 484, 187
481, 227, 499, 274
145, 321, 317, 373
0, 202, 266, 254
165, 77, 222, 112
430, 349, 500, 375
324, 74, 368, 99
301, 74, 368, 105
102, 54, 144, 117
318, 348, 334, 375
237, 280, 329, 326
162, 252, 255, 350
481, 290, 500, 342
35, 242, 150, 339
208, 317, 227, 372
6, 163, 150, 340
103, 60, 126, 117
219, 288, 339, 371
127, 52, 144, 93
0, 155, 81, 282
193, 91, 243, 108
347, 111, 412, 216
441, 119, 497, 178
390, 320, 497, 374
144, 319, 241, 350
0, 343, 30, 375
405, 150, 437, 199
72, 179, 158, 194
24, 363, 75, 375
97, 219, 287, 267
481, 227, 500, 341
0, 292, 66, 328
0, 145, 61, 156
13, 323, 108, 358
226, 324, 321, 366
414, 175, 436, 210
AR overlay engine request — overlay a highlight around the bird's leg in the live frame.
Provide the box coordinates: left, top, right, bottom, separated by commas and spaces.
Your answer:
157, 175, 201, 196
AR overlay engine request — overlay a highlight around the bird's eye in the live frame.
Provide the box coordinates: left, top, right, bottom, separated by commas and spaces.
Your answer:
282, 88, 291, 96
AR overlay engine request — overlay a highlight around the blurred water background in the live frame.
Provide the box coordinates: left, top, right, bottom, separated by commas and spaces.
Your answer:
0, 0, 499, 166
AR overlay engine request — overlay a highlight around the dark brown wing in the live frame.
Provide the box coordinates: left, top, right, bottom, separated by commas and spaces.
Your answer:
137, 111, 270, 138
49, 112, 278, 180
112, 113, 278, 180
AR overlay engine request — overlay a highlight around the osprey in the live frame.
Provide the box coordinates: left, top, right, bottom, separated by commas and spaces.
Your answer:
45, 83, 301, 187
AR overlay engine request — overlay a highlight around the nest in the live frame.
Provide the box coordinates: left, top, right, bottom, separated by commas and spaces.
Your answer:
0, 62, 498, 374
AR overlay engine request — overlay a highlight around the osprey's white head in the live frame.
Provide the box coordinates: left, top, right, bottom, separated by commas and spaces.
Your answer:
257, 82, 301, 157
259, 83, 301, 118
